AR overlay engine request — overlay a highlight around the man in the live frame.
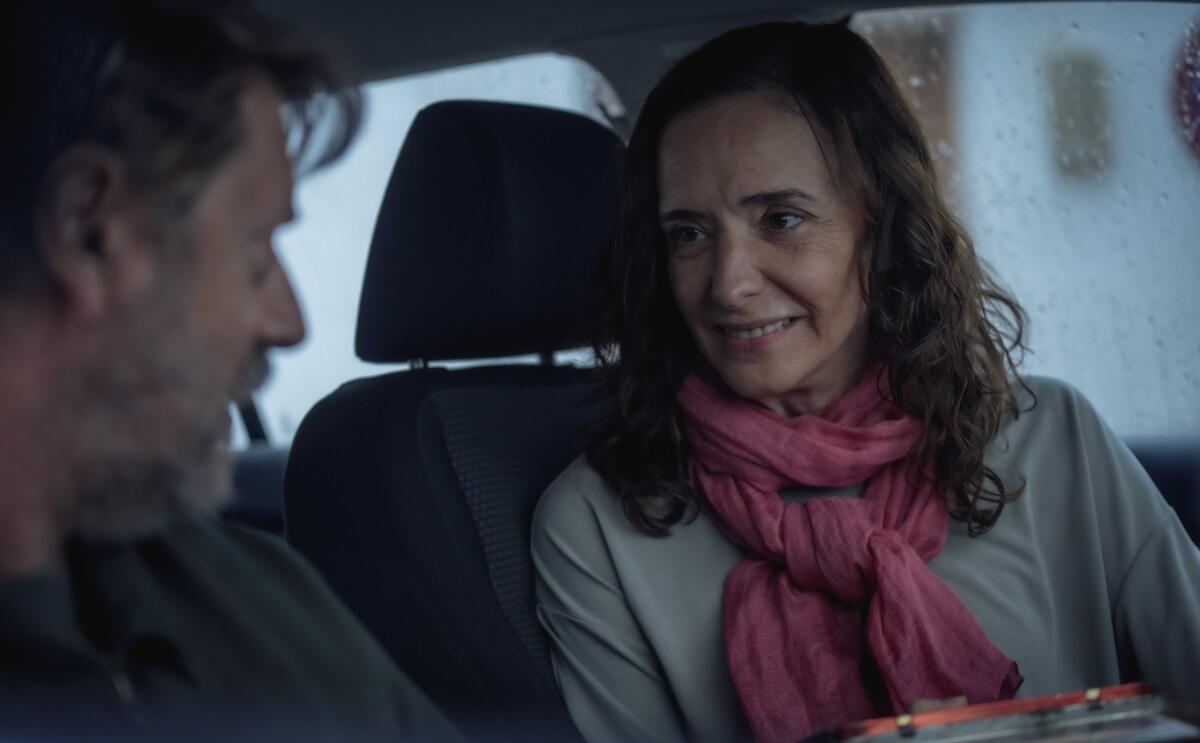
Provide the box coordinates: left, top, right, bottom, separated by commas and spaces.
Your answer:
0, 1, 461, 739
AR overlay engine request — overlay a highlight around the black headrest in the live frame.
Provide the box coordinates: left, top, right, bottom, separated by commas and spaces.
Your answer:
356, 100, 624, 363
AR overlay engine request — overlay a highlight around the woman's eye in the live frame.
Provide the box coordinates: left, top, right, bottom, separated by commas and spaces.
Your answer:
668, 225, 704, 244
765, 212, 804, 230
665, 224, 709, 256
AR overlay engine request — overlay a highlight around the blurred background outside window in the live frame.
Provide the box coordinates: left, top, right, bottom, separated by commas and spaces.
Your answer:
244, 3, 1200, 447
851, 3, 1199, 439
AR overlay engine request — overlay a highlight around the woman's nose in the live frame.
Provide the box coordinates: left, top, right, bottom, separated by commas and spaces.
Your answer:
708, 232, 765, 310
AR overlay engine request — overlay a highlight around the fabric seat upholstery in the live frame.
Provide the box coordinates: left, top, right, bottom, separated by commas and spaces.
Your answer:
284, 101, 622, 742
1126, 437, 1200, 544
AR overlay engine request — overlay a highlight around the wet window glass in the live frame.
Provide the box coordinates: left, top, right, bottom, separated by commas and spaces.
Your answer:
853, 3, 1200, 437
244, 6, 1199, 446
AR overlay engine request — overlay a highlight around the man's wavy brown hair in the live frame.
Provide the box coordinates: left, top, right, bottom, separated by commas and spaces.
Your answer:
1, 0, 361, 295
587, 21, 1030, 537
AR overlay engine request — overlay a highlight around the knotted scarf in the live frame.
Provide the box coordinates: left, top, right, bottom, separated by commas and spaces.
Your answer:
677, 366, 1021, 743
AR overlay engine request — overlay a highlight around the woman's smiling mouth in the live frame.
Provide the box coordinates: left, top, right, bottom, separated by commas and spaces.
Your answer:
717, 316, 800, 341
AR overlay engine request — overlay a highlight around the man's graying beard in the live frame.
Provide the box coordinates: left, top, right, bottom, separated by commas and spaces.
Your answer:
231, 351, 270, 407
67, 337, 272, 541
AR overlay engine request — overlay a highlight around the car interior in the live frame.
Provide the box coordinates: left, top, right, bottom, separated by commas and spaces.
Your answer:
284, 100, 619, 742
221, 0, 1200, 738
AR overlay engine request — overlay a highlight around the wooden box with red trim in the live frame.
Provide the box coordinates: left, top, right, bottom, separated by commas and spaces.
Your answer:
804, 684, 1200, 742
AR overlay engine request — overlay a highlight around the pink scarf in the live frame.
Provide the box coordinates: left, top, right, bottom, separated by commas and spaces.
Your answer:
677, 366, 1021, 743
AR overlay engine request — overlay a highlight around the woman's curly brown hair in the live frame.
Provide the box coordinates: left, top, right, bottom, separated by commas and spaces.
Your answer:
587, 20, 1031, 537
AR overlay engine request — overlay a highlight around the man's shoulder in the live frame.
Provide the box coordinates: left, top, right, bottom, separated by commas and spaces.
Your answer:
164, 517, 312, 582
147, 518, 464, 739
159, 516, 403, 671
204, 520, 313, 579
156, 517, 369, 634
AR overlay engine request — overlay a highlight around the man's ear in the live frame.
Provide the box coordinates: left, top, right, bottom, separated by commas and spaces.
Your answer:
36, 146, 158, 320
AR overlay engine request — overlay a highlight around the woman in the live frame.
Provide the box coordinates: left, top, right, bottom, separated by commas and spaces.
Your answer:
532, 20, 1200, 743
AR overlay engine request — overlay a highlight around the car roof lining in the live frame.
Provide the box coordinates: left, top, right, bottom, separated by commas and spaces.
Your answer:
251, 0, 1030, 112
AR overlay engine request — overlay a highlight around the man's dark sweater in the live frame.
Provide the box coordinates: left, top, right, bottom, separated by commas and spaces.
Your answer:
0, 516, 462, 741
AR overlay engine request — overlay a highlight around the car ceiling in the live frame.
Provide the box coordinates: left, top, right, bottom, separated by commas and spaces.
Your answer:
253, 0, 1018, 115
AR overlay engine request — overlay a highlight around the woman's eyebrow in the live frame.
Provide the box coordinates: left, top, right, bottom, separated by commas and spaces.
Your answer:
659, 189, 815, 221
740, 189, 816, 207
660, 208, 707, 222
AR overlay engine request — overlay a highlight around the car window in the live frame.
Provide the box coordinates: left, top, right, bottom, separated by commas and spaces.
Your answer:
239, 53, 618, 445
852, 2, 1200, 438
244, 5, 1199, 446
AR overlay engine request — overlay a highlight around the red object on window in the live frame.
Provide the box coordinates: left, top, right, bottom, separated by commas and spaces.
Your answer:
1177, 19, 1200, 163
